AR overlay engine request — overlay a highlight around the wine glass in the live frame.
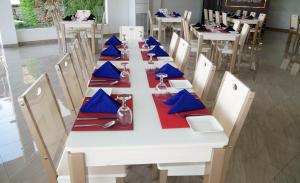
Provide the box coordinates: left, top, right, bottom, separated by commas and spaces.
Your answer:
143, 39, 149, 50
147, 53, 156, 71
116, 95, 133, 126
155, 73, 168, 96
120, 62, 130, 81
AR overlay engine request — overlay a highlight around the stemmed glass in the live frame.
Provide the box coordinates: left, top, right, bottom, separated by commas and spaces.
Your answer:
120, 62, 130, 81
143, 39, 149, 50
116, 95, 133, 126
155, 73, 168, 96
121, 34, 128, 59
147, 53, 156, 71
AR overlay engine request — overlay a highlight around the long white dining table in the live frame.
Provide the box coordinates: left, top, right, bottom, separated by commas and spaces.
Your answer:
57, 40, 229, 173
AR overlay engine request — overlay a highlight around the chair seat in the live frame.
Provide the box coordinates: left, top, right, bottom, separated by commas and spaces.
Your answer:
157, 162, 206, 176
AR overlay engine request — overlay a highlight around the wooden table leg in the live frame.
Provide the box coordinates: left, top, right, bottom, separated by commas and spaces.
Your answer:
285, 30, 293, 56
61, 23, 67, 54
91, 23, 96, 54
229, 35, 240, 73
158, 19, 162, 42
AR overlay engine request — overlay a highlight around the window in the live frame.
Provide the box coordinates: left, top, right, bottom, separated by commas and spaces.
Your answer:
11, 0, 105, 29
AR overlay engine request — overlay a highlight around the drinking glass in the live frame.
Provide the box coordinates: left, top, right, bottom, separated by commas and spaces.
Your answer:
147, 53, 156, 71
143, 39, 149, 50
120, 62, 130, 81
116, 95, 133, 126
155, 73, 168, 96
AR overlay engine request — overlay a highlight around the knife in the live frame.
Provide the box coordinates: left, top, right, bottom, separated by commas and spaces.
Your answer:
76, 117, 117, 121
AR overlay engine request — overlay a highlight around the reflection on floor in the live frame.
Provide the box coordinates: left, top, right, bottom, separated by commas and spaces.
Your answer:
0, 31, 299, 183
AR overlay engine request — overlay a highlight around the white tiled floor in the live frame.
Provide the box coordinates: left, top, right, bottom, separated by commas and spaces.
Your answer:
0, 31, 299, 183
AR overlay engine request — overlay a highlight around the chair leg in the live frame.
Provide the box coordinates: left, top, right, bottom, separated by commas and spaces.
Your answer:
116, 177, 126, 183
159, 170, 168, 183
151, 164, 159, 180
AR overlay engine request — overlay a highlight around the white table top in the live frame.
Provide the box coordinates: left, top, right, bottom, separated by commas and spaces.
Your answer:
191, 26, 240, 41
155, 16, 182, 23
60, 40, 228, 168
228, 17, 259, 25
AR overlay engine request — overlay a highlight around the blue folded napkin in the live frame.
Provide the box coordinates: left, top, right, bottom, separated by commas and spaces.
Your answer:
155, 63, 184, 79
155, 12, 166, 17
105, 35, 122, 46
148, 45, 169, 57
172, 12, 181, 17
101, 45, 121, 57
80, 89, 119, 113
164, 89, 205, 114
146, 36, 161, 46
92, 61, 121, 79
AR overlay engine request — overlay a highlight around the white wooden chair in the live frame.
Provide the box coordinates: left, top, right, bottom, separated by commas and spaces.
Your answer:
242, 10, 248, 17
69, 40, 90, 92
155, 71, 255, 183
285, 15, 300, 55
208, 9, 214, 22
148, 10, 166, 41
174, 38, 190, 71
183, 20, 211, 59
249, 12, 256, 18
217, 23, 250, 72
120, 26, 144, 41
235, 9, 241, 16
18, 74, 127, 183
79, 31, 96, 74
222, 12, 228, 26
169, 32, 180, 59
55, 53, 84, 114
172, 10, 188, 34
215, 11, 221, 25
249, 13, 266, 44
192, 54, 216, 99
204, 9, 209, 22
233, 20, 241, 32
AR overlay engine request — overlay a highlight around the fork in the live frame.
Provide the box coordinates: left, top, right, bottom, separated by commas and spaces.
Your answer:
176, 113, 207, 118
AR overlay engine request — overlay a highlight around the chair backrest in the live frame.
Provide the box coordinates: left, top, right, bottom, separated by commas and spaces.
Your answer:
79, 31, 96, 74
192, 54, 216, 99
213, 71, 255, 143
242, 10, 248, 17
169, 32, 180, 58
233, 20, 241, 31
183, 10, 188, 19
258, 13, 266, 28
215, 11, 221, 24
290, 14, 299, 29
148, 10, 153, 25
235, 9, 241, 16
182, 20, 191, 42
204, 9, 208, 21
69, 41, 89, 92
249, 12, 256, 17
208, 9, 214, 22
222, 12, 228, 26
186, 11, 192, 24
55, 53, 84, 114
73, 39, 90, 81
18, 74, 68, 182
239, 23, 250, 47
120, 26, 144, 41
174, 38, 190, 71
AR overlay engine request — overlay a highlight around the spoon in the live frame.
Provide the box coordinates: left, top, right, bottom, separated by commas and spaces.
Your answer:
74, 120, 116, 128
89, 80, 119, 86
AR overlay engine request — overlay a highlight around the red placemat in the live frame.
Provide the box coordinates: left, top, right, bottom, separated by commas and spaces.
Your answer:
146, 69, 185, 88
141, 51, 158, 61
72, 95, 133, 131
88, 77, 130, 88
99, 55, 129, 61
152, 94, 210, 129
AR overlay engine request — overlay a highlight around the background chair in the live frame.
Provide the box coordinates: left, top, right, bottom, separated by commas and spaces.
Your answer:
208, 9, 214, 22
233, 20, 241, 32
172, 10, 188, 36
242, 10, 248, 17
203, 9, 209, 22
192, 54, 216, 99
120, 26, 144, 41
250, 13, 267, 44
249, 12, 256, 18
79, 31, 96, 74
222, 12, 228, 26
55, 53, 84, 114
215, 11, 221, 25
148, 10, 166, 41
155, 71, 255, 183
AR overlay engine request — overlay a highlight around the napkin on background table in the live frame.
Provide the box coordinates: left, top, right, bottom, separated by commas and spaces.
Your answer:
63, 15, 74, 21
87, 14, 96, 20
80, 89, 119, 113
148, 45, 169, 57
172, 12, 181, 17
146, 36, 161, 46
224, 26, 235, 32
197, 25, 210, 32
92, 61, 121, 79
155, 12, 166, 17
101, 45, 121, 57
105, 35, 122, 46
155, 63, 184, 79
164, 89, 205, 114
220, 23, 227, 28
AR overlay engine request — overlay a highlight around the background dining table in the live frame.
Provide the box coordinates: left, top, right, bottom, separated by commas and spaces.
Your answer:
57, 40, 228, 173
